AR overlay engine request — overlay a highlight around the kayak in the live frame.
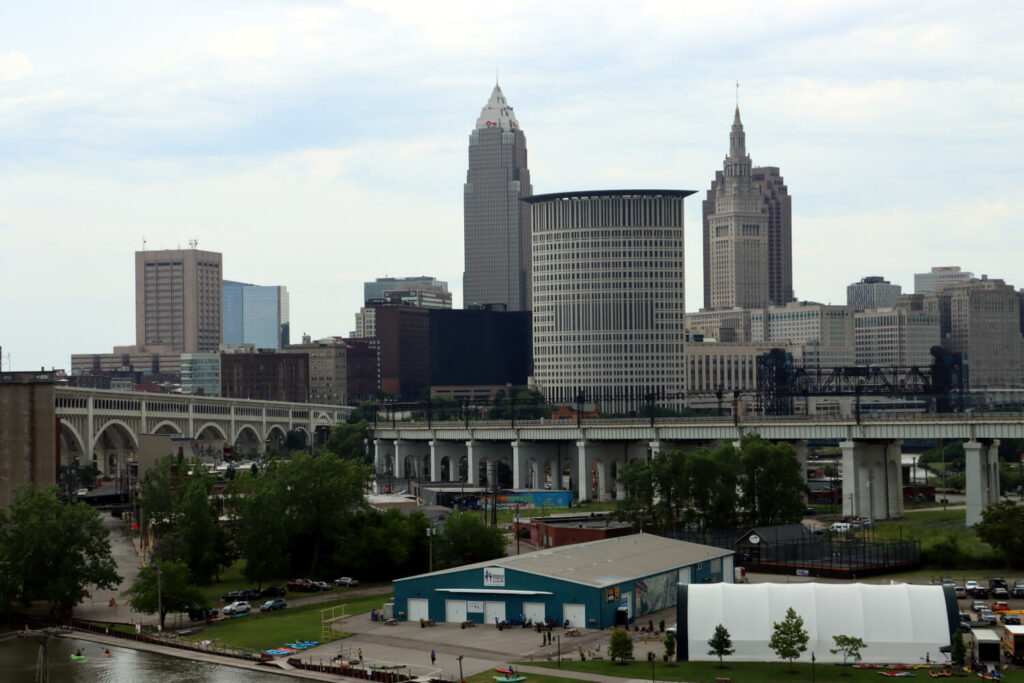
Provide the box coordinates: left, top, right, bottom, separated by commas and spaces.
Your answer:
494, 677, 526, 683
70, 654, 85, 661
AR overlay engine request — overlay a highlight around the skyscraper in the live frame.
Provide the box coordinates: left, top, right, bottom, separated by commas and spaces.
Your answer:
222, 281, 290, 350
463, 84, 533, 311
703, 109, 792, 309
135, 248, 222, 353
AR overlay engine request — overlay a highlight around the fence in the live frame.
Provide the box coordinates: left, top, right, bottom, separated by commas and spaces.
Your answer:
664, 529, 921, 579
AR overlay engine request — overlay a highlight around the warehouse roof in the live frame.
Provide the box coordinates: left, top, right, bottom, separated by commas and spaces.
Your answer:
397, 533, 732, 589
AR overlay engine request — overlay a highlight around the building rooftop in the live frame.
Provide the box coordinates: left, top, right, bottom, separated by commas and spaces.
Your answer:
523, 189, 695, 203
397, 533, 732, 589
475, 83, 520, 131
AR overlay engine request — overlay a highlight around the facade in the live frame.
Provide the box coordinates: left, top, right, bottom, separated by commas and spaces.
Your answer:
914, 266, 973, 294
703, 109, 792, 309
944, 278, 1022, 388
685, 308, 752, 343
222, 280, 290, 350
71, 344, 182, 376
428, 308, 531, 390
854, 308, 939, 367
0, 372, 58, 510
364, 276, 449, 304
284, 337, 381, 405
355, 278, 450, 339
526, 190, 691, 414
180, 353, 221, 396
684, 341, 774, 396
394, 534, 733, 629
751, 301, 854, 367
220, 350, 310, 403
463, 84, 533, 311
515, 513, 636, 549
847, 276, 902, 311
136, 248, 223, 353
373, 305, 430, 399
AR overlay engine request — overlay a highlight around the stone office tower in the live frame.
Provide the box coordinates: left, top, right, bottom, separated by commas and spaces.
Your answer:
702, 108, 792, 309
463, 84, 533, 311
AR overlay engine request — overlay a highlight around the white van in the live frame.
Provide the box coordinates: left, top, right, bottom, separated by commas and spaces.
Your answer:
829, 522, 851, 533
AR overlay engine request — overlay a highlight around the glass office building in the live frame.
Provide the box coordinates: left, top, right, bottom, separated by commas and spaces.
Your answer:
222, 281, 290, 350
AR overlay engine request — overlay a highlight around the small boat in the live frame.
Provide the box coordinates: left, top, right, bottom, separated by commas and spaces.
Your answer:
70, 654, 85, 661
495, 668, 514, 674
877, 673, 915, 678
494, 677, 526, 683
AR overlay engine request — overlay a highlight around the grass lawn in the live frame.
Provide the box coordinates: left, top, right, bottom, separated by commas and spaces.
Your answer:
495, 501, 619, 524
180, 592, 391, 652
522, 660, 1024, 683
191, 560, 388, 607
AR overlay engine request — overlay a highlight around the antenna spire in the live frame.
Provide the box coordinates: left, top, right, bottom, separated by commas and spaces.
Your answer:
735, 80, 739, 109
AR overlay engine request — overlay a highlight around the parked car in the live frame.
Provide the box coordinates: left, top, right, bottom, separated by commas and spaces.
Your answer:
1002, 614, 1021, 625
223, 601, 251, 616
977, 609, 997, 626
991, 601, 1011, 612
971, 600, 988, 613
222, 589, 261, 602
334, 577, 359, 587
829, 522, 851, 533
286, 578, 316, 592
989, 578, 1008, 590
187, 605, 217, 621
260, 598, 287, 612
261, 585, 287, 598
803, 507, 817, 516
965, 580, 980, 593
666, 623, 677, 635
312, 580, 332, 591
1012, 580, 1024, 599
992, 586, 1009, 600
955, 585, 966, 598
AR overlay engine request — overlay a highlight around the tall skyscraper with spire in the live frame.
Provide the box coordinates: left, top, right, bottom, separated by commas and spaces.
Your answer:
463, 84, 533, 311
702, 108, 792, 310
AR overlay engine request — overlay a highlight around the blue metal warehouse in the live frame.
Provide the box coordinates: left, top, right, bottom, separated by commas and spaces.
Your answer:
394, 534, 734, 629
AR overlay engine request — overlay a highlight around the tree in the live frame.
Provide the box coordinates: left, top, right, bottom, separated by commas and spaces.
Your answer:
973, 500, 1024, 567
124, 560, 203, 630
609, 626, 633, 663
226, 468, 290, 588
739, 435, 809, 526
436, 511, 505, 568
951, 628, 966, 666
1, 486, 121, 615
830, 634, 867, 665
616, 460, 654, 531
686, 447, 739, 532
707, 623, 734, 666
769, 607, 809, 670
664, 631, 676, 661
325, 420, 370, 463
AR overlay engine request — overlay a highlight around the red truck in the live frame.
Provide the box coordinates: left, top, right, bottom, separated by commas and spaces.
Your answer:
286, 578, 316, 592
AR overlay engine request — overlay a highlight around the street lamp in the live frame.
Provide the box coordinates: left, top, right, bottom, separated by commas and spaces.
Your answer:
554, 634, 560, 668
426, 526, 435, 573
457, 654, 464, 683
811, 651, 816, 683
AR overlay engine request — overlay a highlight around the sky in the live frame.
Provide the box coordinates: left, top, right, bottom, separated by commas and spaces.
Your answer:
2, 0, 1023, 372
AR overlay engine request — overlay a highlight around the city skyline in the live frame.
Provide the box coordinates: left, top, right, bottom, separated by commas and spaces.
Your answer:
2, 1, 1022, 370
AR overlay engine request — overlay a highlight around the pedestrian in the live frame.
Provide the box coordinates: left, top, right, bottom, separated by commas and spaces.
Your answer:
430, 649, 436, 666
358, 648, 363, 663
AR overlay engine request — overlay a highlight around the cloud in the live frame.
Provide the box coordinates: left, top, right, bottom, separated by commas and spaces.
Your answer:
0, 51, 32, 81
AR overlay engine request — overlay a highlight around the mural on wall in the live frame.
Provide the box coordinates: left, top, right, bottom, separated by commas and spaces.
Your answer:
635, 570, 678, 615
605, 586, 620, 603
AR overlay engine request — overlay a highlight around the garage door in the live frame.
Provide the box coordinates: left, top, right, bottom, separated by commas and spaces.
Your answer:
563, 603, 585, 628
445, 600, 467, 623
484, 601, 506, 625
407, 598, 429, 622
523, 601, 545, 624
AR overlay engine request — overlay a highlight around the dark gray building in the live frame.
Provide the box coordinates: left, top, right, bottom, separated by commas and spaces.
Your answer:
463, 84, 533, 311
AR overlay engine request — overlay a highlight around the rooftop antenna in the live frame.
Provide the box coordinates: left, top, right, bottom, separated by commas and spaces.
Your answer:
496, 65, 499, 85
189, 239, 198, 249
142, 237, 146, 251
736, 80, 740, 108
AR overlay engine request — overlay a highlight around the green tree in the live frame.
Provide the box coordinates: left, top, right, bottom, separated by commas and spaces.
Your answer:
616, 460, 654, 531
609, 626, 634, 662
769, 607, 809, 671
707, 623, 734, 665
686, 446, 740, 532
226, 467, 289, 588
437, 511, 505, 568
829, 634, 867, 664
124, 560, 203, 630
2, 486, 121, 615
973, 500, 1024, 567
951, 628, 966, 666
664, 631, 676, 661
651, 449, 689, 532
739, 435, 809, 526
325, 420, 370, 463
173, 469, 229, 585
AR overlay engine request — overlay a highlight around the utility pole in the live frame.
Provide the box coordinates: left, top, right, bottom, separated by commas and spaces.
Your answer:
157, 563, 163, 631
426, 526, 435, 573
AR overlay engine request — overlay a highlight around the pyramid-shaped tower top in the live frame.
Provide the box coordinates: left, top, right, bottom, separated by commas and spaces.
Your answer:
475, 83, 520, 131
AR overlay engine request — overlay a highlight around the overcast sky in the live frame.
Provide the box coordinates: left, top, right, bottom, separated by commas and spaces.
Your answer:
3, 0, 1022, 372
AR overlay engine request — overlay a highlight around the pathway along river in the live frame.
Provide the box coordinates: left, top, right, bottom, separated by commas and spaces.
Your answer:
0, 635, 302, 682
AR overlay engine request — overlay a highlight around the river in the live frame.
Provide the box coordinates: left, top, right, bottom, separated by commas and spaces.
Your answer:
0, 635, 303, 682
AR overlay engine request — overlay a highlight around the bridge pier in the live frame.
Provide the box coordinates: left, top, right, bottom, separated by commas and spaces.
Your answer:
466, 441, 509, 488
430, 440, 463, 484
512, 441, 557, 490
965, 439, 1000, 527
840, 440, 903, 520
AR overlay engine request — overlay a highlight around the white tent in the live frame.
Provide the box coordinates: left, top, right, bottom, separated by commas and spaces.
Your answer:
684, 582, 952, 664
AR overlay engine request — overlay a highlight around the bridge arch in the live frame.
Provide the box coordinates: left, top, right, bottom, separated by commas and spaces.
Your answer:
195, 422, 228, 441
232, 424, 261, 445
92, 420, 139, 477
233, 425, 262, 457
59, 421, 87, 466
152, 420, 182, 436
92, 419, 139, 452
